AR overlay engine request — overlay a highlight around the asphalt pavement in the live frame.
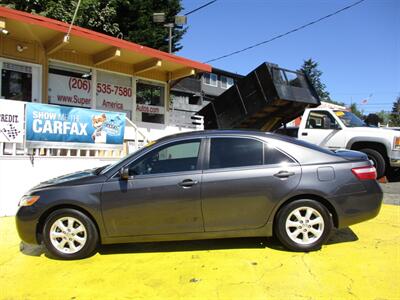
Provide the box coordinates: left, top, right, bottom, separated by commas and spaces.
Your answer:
381, 182, 400, 205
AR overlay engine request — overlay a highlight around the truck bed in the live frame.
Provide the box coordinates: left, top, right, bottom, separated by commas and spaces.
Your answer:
197, 62, 321, 131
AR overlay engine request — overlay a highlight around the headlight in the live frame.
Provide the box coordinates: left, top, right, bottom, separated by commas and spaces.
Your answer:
19, 195, 40, 207
394, 137, 400, 150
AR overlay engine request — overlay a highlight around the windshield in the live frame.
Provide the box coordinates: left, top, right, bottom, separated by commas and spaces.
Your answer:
334, 110, 367, 127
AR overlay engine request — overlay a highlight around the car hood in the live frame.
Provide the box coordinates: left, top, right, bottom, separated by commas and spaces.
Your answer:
345, 127, 400, 137
33, 167, 107, 189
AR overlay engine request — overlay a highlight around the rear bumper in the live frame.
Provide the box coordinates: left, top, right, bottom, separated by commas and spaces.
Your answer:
331, 180, 383, 228
15, 206, 41, 245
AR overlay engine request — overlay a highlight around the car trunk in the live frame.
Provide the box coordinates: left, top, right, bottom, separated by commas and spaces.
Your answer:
334, 149, 369, 162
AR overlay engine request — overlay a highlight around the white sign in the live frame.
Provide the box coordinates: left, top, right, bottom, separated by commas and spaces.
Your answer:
0, 99, 25, 143
48, 73, 92, 108
96, 71, 133, 113
136, 104, 165, 115
96, 82, 132, 111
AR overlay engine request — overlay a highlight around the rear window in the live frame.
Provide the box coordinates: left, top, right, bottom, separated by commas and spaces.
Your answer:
265, 146, 295, 164
269, 134, 337, 156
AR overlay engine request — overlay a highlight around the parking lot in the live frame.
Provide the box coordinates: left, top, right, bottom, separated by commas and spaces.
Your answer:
0, 184, 399, 300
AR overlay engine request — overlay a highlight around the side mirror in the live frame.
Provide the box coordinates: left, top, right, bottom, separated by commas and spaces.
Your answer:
120, 167, 130, 180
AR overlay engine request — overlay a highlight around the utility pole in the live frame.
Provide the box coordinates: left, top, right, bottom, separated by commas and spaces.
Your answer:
164, 23, 174, 53
153, 13, 187, 54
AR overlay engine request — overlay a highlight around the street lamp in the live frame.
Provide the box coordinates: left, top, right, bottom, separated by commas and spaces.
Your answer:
153, 12, 187, 53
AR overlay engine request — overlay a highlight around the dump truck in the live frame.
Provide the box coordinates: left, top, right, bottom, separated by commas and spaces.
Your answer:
198, 62, 400, 178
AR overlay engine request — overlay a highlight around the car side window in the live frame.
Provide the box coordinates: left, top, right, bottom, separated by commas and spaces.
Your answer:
306, 111, 339, 129
209, 137, 263, 169
264, 145, 295, 164
129, 139, 201, 176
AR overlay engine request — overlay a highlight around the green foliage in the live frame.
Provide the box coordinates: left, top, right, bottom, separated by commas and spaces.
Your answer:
389, 96, 400, 127
110, 0, 186, 52
364, 114, 382, 127
376, 110, 390, 125
2, 0, 185, 52
349, 103, 364, 119
300, 58, 331, 102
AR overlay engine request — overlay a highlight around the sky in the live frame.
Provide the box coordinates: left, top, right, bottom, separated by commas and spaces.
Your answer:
177, 0, 399, 114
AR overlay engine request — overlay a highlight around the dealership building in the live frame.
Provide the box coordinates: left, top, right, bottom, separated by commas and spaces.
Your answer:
0, 6, 211, 140
0, 6, 212, 215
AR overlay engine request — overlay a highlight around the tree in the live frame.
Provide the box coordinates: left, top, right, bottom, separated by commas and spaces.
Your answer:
2, 0, 186, 52
349, 103, 364, 119
300, 58, 331, 102
389, 96, 400, 127
364, 114, 382, 127
376, 110, 390, 126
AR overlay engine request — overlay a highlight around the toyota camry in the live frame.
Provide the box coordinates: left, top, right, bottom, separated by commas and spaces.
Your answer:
16, 130, 383, 259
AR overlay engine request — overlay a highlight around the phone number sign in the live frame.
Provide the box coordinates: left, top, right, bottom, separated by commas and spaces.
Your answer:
96, 82, 133, 112
48, 73, 92, 108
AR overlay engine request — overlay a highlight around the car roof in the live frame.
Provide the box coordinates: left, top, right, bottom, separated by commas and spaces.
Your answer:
155, 129, 274, 142
155, 129, 307, 144
155, 129, 337, 156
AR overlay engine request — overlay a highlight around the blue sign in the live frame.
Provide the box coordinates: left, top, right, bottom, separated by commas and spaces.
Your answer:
26, 103, 126, 145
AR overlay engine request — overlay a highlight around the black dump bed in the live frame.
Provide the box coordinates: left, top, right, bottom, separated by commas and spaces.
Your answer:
197, 62, 321, 131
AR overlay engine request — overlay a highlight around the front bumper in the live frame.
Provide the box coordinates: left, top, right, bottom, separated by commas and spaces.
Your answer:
388, 150, 400, 167
15, 206, 41, 245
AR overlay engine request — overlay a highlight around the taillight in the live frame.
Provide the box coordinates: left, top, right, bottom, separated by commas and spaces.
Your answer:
351, 166, 377, 180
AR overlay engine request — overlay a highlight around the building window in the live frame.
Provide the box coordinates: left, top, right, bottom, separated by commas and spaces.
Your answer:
188, 95, 202, 105
220, 76, 234, 89
136, 80, 165, 124
48, 62, 92, 108
203, 73, 218, 87
96, 71, 133, 119
1, 63, 32, 101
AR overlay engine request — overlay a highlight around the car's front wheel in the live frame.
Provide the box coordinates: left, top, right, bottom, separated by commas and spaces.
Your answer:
274, 200, 333, 251
42, 209, 98, 259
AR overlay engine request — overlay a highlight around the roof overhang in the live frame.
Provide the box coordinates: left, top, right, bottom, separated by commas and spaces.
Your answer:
0, 6, 211, 80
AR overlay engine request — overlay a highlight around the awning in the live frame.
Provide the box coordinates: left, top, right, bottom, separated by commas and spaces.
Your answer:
0, 6, 211, 81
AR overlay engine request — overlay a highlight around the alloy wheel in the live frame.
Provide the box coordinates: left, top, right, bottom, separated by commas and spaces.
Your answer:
49, 217, 87, 254
285, 206, 324, 245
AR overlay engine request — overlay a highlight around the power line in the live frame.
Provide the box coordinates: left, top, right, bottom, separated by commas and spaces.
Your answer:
204, 0, 365, 63
185, 0, 217, 16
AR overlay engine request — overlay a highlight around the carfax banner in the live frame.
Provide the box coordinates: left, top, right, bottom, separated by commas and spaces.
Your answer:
26, 103, 126, 146
0, 99, 25, 144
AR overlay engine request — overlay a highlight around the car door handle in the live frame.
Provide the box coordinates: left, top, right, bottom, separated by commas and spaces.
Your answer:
274, 171, 295, 178
302, 132, 308, 136
178, 179, 198, 188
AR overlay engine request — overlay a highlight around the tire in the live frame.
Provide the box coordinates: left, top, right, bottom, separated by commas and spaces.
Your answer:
274, 199, 333, 252
42, 208, 98, 259
359, 148, 386, 179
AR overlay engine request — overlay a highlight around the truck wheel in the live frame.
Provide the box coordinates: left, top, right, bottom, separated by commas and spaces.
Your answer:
359, 148, 386, 178
274, 199, 333, 252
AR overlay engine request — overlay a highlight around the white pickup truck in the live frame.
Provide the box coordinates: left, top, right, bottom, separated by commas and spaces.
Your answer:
276, 108, 400, 178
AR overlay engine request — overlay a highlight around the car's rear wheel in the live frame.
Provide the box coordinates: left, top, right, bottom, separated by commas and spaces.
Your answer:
274, 199, 333, 251
42, 209, 98, 259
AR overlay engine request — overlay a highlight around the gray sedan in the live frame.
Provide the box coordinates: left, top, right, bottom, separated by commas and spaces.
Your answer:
16, 130, 382, 259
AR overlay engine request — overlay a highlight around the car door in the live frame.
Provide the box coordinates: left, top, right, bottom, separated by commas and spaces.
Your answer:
299, 110, 346, 150
101, 138, 205, 237
201, 136, 301, 232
